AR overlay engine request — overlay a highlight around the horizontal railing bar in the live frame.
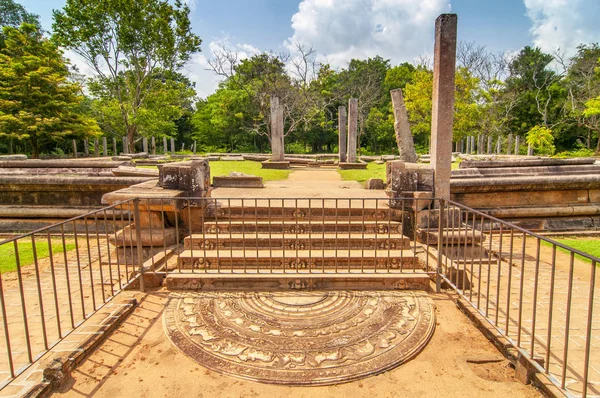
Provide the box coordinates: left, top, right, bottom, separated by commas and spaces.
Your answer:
0, 199, 135, 246
446, 199, 600, 263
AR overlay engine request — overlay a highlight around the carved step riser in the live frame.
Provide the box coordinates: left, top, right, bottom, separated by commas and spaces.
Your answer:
200, 224, 403, 234
206, 208, 401, 222
178, 257, 420, 270
184, 239, 411, 250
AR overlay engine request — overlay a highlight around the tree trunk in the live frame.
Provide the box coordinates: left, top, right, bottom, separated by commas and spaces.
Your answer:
127, 125, 137, 153
391, 89, 418, 163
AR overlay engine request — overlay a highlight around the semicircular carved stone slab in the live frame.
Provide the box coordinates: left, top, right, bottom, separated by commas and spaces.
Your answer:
163, 291, 436, 386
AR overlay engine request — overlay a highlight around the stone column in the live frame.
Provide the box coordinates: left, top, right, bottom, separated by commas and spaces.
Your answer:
270, 97, 285, 162
338, 106, 347, 163
430, 14, 457, 200
102, 137, 108, 157
94, 138, 99, 156
72, 140, 77, 158
113, 138, 117, 156
170, 138, 175, 154
496, 136, 502, 154
515, 135, 520, 155
151, 136, 156, 155
470, 136, 475, 154
391, 89, 418, 163
347, 98, 358, 163
143, 137, 148, 154
122, 137, 128, 154
507, 134, 513, 155
181, 143, 185, 152
163, 137, 168, 154
487, 136, 492, 154
83, 139, 89, 157
528, 143, 533, 156
193, 141, 197, 154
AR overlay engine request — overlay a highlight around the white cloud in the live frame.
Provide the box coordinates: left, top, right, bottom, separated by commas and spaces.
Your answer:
183, 38, 262, 99
524, 0, 600, 55
285, 0, 451, 69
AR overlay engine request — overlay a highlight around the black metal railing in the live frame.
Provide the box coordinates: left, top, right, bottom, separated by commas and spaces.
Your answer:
437, 199, 599, 398
0, 195, 597, 397
0, 200, 138, 388
136, 197, 432, 275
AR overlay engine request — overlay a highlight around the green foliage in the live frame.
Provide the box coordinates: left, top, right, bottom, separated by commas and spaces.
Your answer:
0, 0, 40, 45
52, 0, 201, 151
0, 24, 101, 157
527, 125, 555, 155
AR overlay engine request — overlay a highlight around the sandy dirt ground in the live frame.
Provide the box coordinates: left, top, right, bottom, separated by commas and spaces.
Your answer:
52, 289, 541, 398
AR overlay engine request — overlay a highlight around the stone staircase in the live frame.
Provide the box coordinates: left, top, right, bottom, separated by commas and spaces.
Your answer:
166, 201, 431, 291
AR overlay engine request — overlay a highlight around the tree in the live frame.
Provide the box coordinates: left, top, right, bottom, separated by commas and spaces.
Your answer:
527, 125, 555, 155
563, 45, 600, 153
0, 24, 100, 157
52, 0, 201, 152
0, 0, 39, 29
89, 70, 197, 143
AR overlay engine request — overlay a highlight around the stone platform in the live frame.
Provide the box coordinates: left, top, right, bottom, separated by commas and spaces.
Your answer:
163, 290, 435, 386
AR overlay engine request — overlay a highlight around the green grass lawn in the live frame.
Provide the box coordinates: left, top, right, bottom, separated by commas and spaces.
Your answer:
338, 162, 386, 184
138, 161, 291, 183
209, 160, 292, 182
0, 240, 77, 273
543, 237, 600, 263
337, 161, 461, 184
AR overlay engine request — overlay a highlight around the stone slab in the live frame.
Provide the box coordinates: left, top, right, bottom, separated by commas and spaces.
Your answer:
459, 157, 596, 169
261, 161, 290, 169
213, 176, 264, 188
165, 273, 430, 292
339, 162, 368, 170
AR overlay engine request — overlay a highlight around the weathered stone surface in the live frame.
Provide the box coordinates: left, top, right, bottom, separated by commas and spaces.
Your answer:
387, 161, 434, 193
452, 164, 600, 178
459, 157, 596, 169
213, 174, 264, 188
270, 97, 285, 162
0, 175, 153, 207
339, 162, 367, 170
391, 88, 418, 163
0, 154, 27, 160
158, 159, 210, 199
261, 161, 290, 169
112, 166, 159, 177
347, 98, 358, 163
430, 14, 457, 200
109, 225, 178, 247
450, 174, 600, 193
163, 291, 435, 385
338, 106, 347, 163
0, 160, 133, 168
451, 189, 591, 208
366, 178, 385, 190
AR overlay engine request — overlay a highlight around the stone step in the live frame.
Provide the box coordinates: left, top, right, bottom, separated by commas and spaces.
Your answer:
184, 233, 412, 250
417, 228, 486, 245
200, 221, 403, 234
206, 206, 399, 222
177, 249, 420, 270
165, 271, 431, 291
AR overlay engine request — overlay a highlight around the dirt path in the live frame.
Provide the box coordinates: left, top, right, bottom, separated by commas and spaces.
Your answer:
51, 290, 540, 398
212, 169, 384, 199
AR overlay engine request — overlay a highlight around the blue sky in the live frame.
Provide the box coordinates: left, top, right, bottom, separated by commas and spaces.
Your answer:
18, 0, 600, 97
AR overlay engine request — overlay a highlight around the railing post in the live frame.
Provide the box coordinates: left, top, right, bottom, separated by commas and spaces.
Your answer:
436, 198, 445, 293
133, 198, 145, 292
